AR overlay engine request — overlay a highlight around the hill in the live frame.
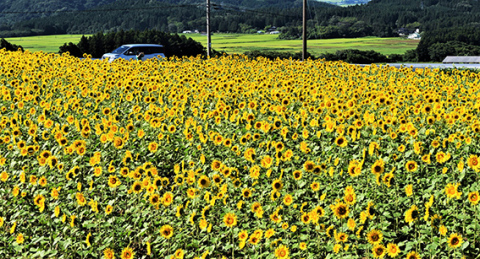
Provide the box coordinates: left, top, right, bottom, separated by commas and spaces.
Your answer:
278, 0, 480, 39
0, 0, 335, 37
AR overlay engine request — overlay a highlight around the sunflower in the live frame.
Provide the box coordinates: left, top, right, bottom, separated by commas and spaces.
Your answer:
405, 184, 413, 197
405, 205, 419, 224
238, 230, 248, 241
251, 202, 262, 214
292, 170, 302, 180
223, 212, 237, 228
121, 247, 134, 259
303, 160, 315, 172
272, 179, 283, 191
75, 192, 86, 206
162, 192, 174, 206
386, 243, 400, 258
382, 172, 394, 187
372, 244, 386, 258
371, 159, 384, 175
445, 183, 462, 199
174, 249, 184, 259
467, 154, 480, 171
270, 211, 282, 223
131, 181, 143, 194
113, 137, 124, 149
405, 251, 421, 259
241, 188, 252, 198
211, 160, 221, 171
335, 136, 348, 148
102, 248, 115, 259
344, 186, 356, 205
274, 245, 289, 259
148, 142, 158, 153
16, 233, 24, 244
335, 231, 348, 243
283, 194, 293, 206
198, 175, 211, 189
265, 228, 275, 239
330, 202, 349, 219
300, 213, 310, 224
347, 218, 356, 231
468, 191, 479, 205
366, 201, 376, 219
261, 155, 273, 168
249, 234, 260, 245
108, 175, 121, 188
149, 194, 160, 206
405, 160, 418, 172
447, 233, 462, 249
160, 225, 174, 239
367, 229, 383, 245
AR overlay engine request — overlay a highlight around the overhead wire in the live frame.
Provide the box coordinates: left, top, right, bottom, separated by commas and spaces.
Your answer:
0, 4, 203, 14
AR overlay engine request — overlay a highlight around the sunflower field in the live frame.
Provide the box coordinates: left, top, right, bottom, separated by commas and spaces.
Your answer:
0, 49, 479, 259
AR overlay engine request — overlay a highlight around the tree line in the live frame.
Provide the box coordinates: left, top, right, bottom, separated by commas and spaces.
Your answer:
58, 30, 207, 58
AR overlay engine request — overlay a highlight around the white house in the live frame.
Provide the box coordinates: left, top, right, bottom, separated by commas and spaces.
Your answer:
407, 29, 421, 40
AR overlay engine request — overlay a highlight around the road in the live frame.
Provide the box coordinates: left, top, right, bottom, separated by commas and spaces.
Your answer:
357, 63, 480, 71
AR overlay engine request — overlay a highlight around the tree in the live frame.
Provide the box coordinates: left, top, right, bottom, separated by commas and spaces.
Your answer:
0, 38, 23, 51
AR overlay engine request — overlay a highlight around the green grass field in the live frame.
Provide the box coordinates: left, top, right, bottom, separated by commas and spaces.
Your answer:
188, 34, 418, 56
6, 33, 418, 56
5, 34, 92, 53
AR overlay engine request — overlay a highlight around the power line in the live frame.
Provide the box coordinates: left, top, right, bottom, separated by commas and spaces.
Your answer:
0, 4, 203, 14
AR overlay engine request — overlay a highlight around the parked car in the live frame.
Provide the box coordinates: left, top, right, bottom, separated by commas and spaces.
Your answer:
101, 44, 165, 62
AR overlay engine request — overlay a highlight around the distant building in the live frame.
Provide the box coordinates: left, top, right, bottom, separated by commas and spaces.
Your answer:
397, 28, 411, 36
270, 31, 280, 34
182, 30, 192, 34
407, 29, 421, 40
443, 56, 480, 64
257, 31, 264, 34
266, 26, 277, 33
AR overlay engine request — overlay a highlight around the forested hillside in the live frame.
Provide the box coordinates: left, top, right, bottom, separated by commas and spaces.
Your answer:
280, 0, 480, 39
0, 0, 334, 37
0, 0, 117, 25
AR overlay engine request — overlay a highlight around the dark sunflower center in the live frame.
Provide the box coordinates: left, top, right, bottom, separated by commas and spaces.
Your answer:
412, 210, 419, 219
452, 237, 459, 245
375, 247, 384, 255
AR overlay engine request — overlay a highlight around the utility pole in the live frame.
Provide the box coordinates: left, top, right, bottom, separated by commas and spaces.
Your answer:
206, 0, 211, 57
302, 0, 307, 61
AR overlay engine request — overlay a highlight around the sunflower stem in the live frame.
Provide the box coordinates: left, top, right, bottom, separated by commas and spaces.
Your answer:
231, 227, 234, 259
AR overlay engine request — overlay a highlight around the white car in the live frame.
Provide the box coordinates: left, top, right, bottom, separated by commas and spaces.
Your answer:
101, 44, 165, 62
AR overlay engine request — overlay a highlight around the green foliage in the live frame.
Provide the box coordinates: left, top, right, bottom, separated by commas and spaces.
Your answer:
0, 38, 23, 52
417, 27, 480, 61
428, 41, 480, 62
320, 49, 395, 63
0, 0, 334, 37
